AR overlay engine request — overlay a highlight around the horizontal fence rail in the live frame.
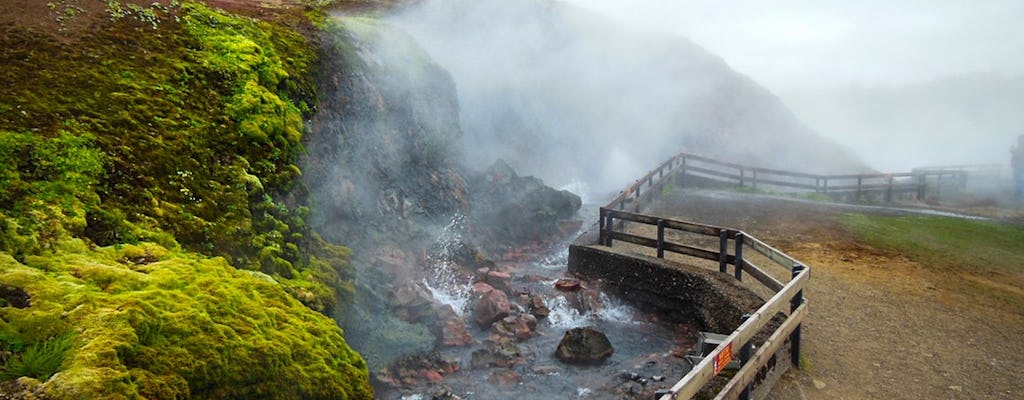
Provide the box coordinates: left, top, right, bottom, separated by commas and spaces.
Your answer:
676, 152, 968, 203
593, 150, 816, 400
597, 209, 810, 400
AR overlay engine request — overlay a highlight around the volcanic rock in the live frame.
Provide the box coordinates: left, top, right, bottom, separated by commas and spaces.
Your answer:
470, 337, 521, 369
390, 283, 436, 323
555, 327, 614, 364
435, 304, 472, 347
471, 286, 510, 327
527, 295, 550, 319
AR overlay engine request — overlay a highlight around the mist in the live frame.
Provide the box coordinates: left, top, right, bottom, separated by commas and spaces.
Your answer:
388, 0, 867, 201
560, 0, 1024, 173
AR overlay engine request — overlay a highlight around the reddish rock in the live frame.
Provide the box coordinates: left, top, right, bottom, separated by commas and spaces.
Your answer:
420, 370, 443, 383
437, 304, 472, 347
555, 278, 581, 292
390, 283, 435, 323
486, 270, 512, 292
472, 288, 510, 327
527, 295, 550, 319
472, 281, 495, 294
492, 314, 538, 341
580, 288, 605, 313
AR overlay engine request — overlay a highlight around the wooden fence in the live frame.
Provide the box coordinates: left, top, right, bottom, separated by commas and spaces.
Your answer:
596, 150, 816, 400
614, 152, 966, 205
598, 208, 808, 400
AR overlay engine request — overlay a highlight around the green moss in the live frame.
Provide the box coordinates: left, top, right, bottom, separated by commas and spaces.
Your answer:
0, 1, 373, 397
0, 245, 372, 399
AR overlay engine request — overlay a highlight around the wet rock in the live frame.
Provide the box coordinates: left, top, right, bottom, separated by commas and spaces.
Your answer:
527, 295, 550, 319
554, 278, 581, 292
432, 388, 464, 400
376, 352, 461, 388
555, 327, 614, 364
472, 286, 511, 327
531, 365, 560, 375
579, 288, 604, 313
390, 282, 436, 323
488, 370, 521, 385
470, 337, 521, 369
436, 304, 472, 347
474, 268, 512, 292
467, 159, 582, 246
493, 314, 538, 341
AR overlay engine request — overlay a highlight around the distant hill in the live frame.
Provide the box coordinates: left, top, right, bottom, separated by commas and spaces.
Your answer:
391, 0, 869, 198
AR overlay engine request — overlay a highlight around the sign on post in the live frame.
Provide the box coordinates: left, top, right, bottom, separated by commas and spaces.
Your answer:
714, 342, 734, 375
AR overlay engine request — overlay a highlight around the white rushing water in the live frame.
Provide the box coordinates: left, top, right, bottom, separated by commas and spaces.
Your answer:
546, 292, 638, 330
423, 214, 473, 315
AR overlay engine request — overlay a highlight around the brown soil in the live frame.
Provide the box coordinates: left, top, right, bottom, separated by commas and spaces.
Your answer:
641, 190, 1024, 400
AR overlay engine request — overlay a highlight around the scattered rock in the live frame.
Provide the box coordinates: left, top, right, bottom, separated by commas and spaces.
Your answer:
470, 337, 522, 369
488, 370, 521, 385
390, 283, 436, 323
376, 353, 461, 388
813, 379, 827, 390
555, 278, 581, 292
555, 327, 614, 364
527, 295, 550, 319
436, 304, 472, 347
472, 287, 511, 327
493, 314, 538, 341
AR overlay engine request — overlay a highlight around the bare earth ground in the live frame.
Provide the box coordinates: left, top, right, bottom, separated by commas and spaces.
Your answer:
641, 189, 1024, 400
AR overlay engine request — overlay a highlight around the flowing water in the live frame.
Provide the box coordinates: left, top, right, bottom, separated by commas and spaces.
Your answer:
379, 205, 696, 400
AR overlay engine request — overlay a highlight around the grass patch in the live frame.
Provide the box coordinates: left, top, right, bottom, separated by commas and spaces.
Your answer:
2, 334, 74, 380
838, 214, 1024, 275
838, 213, 1024, 313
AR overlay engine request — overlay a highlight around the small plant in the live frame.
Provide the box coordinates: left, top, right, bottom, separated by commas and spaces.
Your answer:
2, 334, 74, 381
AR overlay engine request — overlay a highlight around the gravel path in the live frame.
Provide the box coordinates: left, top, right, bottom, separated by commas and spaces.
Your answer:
642, 189, 1024, 400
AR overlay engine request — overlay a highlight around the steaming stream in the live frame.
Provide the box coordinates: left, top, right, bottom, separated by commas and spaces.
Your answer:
378, 205, 694, 400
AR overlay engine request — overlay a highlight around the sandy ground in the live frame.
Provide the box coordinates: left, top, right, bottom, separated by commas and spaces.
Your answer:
637, 189, 1024, 400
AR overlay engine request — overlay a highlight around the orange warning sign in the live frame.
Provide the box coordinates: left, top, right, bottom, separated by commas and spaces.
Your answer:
713, 342, 733, 375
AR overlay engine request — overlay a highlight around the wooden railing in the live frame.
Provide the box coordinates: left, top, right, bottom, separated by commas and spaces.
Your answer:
595, 150, 816, 400
677, 153, 966, 203
599, 208, 808, 400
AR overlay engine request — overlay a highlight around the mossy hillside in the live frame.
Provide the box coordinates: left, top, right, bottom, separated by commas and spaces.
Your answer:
0, 243, 372, 399
0, 1, 373, 397
0, 1, 350, 311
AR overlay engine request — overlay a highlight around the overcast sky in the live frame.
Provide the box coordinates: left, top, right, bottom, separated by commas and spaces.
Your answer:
560, 0, 1024, 90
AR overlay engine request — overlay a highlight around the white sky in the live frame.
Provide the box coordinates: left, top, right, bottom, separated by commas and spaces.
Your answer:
560, 0, 1024, 91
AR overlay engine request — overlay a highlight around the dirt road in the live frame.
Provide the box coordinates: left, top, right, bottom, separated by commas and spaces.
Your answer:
643, 190, 1024, 400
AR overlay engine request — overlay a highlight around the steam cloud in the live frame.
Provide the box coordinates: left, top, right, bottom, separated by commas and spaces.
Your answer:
389, 0, 867, 201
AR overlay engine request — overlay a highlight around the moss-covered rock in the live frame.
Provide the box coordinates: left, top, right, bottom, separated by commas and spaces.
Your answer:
0, 243, 372, 399
0, 1, 373, 398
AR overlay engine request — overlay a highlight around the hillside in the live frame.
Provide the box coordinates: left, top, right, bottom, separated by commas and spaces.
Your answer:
0, 1, 374, 398
391, 0, 870, 198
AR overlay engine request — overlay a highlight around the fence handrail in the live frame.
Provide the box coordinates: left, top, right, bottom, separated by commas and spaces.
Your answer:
593, 149, 815, 400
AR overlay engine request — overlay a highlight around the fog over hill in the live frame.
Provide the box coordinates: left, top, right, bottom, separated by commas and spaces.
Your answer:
782, 73, 1024, 172
389, 0, 867, 199
561, 0, 1024, 174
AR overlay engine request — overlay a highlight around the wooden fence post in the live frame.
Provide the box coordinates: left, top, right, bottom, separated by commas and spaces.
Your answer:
604, 209, 615, 246
740, 313, 754, 400
657, 219, 666, 258
790, 264, 805, 368
734, 233, 745, 281
719, 229, 729, 273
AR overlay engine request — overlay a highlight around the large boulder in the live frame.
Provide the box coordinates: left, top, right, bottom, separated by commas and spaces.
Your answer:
471, 283, 511, 327
467, 159, 582, 245
555, 327, 614, 364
